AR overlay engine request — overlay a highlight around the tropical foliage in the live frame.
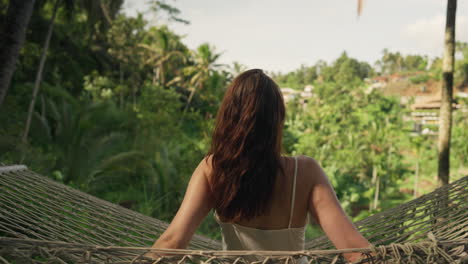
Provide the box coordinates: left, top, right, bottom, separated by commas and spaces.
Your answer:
0, 0, 466, 240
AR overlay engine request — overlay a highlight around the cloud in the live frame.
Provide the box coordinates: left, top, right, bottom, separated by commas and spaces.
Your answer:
402, 14, 468, 56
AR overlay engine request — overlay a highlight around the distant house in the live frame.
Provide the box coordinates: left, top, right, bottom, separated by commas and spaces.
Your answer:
280, 88, 300, 102
411, 96, 461, 111
411, 111, 439, 125
400, 96, 412, 106
409, 96, 464, 130
304, 85, 313, 93
280, 85, 314, 104
389, 73, 412, 82
371, 71, 426, 84
300, 85, 314, 98
372, 76, 389, 84
366, 82, 386, 94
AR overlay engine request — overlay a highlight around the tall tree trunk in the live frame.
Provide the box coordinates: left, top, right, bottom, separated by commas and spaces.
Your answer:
22, 0, 61, 144
160, 63, 166, 87
0, 0, 36, 108
372, 165, 379, 210
184, 83, 202, 113
119, 62, 124, 109
414, 156, 419, 198
438, 0, 457, 186
153, 67, 161, 86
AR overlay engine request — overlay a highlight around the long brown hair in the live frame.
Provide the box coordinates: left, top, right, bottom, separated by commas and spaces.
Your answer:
207, 69, 286, 222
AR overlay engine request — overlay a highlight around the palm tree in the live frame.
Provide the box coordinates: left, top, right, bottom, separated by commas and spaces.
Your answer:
22, 0, 125, 144
438, 0, 457, 185
0, 0, 36, 108
367, 121, 388, 210
22, 0, 63, 145
139, 27, 187, 87
184, 43, 222, 111
231, 61, 248, 76
32, 96, 145, 188
410, 136, 424, 198
81, 0, 124, 37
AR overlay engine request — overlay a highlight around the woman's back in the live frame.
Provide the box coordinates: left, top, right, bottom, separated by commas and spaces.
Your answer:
214, 156, 310, 231
214, 156, 307, 251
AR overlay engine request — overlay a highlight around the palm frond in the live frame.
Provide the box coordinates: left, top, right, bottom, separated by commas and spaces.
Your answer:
97, 151, 146, 171
33, 111, 52, 141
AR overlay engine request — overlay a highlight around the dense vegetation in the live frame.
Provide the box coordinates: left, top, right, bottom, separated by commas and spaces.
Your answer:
0, 0, 466, 240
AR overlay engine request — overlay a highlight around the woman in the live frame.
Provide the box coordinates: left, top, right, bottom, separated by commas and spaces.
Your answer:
149, 69, 370, 262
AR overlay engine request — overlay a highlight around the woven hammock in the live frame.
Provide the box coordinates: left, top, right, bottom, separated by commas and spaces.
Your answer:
0, 165, 466, 263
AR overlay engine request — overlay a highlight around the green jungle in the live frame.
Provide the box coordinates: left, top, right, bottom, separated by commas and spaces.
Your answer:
0, 0, 467, 240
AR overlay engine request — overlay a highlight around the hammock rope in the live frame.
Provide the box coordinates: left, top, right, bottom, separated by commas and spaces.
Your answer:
0, 165, 467, 263
0, 165, 219, 249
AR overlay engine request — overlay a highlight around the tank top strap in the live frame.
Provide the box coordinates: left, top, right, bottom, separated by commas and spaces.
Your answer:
288, 156, 298, 228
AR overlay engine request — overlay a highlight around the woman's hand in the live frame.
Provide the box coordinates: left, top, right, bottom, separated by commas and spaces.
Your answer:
344, 252, 365, 263
143, 249, 161, 260
344, 251, 376, 263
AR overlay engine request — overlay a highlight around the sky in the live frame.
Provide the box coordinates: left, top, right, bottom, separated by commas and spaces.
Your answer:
123, 0, 468, 73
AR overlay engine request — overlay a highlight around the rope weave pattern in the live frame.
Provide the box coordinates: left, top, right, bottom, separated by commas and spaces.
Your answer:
307, 175, 467, 249
0, 165, 219, 249
1, 237, 466, 263
0, 165, 467, 263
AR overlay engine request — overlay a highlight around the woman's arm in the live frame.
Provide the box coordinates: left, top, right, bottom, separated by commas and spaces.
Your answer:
305, 157, 370, 262
150, 157, 214, 250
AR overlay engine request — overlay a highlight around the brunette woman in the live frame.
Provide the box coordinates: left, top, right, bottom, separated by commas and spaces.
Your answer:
150, 69, 370, 262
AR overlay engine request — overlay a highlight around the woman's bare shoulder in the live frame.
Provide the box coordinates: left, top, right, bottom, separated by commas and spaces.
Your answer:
202, 154, 213, 166
296, 155, 322, 171
296, 155, 327, 184
199, 155, 213, 179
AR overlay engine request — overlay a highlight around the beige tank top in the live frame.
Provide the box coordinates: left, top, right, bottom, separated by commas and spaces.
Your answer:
214, 157, 307, 262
